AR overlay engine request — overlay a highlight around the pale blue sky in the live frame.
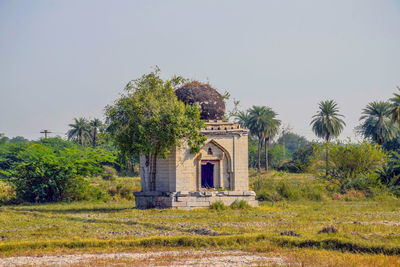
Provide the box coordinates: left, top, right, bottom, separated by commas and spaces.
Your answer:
1, 0, 399, 140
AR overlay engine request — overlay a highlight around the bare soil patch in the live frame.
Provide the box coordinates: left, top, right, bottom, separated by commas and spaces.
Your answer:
0, 250, 289, 266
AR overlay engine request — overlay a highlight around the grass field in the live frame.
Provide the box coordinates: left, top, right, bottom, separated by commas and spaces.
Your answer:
1, 173, 400, 266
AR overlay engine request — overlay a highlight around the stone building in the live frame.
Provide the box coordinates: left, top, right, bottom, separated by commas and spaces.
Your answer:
134, 82, 258, 209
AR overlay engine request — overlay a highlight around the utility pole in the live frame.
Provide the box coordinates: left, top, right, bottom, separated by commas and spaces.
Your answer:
40, 130, 52, 139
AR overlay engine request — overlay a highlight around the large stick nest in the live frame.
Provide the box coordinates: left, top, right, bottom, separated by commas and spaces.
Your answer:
175, 81, 226, 121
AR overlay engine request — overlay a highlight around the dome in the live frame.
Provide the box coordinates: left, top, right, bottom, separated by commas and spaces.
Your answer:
175, 82, 226, 120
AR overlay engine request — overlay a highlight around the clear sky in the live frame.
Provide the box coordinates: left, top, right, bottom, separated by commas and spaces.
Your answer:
1, 0, 399, 141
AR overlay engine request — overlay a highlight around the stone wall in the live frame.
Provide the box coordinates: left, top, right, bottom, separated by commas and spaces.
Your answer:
134, 191, 258, 209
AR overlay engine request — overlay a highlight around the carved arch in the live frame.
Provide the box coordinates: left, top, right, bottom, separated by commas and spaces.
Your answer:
196, 139, 233, 173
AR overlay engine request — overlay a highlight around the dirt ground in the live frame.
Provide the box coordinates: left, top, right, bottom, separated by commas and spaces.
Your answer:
0, 250, 290, 266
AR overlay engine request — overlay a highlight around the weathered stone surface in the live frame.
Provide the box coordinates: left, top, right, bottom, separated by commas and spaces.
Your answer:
136, 192, 257, 209
135, 117, 258, 209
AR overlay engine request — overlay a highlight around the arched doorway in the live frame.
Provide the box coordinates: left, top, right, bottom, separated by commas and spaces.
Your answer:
201, 162, 214, 188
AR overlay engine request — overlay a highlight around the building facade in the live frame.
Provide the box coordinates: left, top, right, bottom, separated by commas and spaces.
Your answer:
134, 83, 258, 209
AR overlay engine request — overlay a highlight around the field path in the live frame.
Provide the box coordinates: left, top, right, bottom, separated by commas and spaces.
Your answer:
0, 250, 288, 266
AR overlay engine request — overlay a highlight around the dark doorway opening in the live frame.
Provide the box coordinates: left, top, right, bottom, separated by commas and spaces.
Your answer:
201, 162, 214, 188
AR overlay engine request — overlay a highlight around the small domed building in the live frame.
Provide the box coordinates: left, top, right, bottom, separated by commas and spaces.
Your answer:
134, 82, 258, 209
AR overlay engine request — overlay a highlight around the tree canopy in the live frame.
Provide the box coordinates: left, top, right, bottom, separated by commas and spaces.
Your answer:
105, 68, 206, 191
356, 101, 397, 145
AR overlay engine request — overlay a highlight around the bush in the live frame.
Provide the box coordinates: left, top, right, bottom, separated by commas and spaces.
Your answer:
209, 200, 226, 211
302, 184, 324, 201
311, 141, 387, 186
0, 180, 16, 204
108, 184, 135, 201
276, 180, 300, 201
102, 166, 117, 181
230, 200, 251, 209
377, 152, 400, 196
253, 173, 329, 202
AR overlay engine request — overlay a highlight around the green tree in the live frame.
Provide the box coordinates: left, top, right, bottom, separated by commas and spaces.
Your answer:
67, 117, 91, 146
9, 136, 29, 143
356, 101, 397, 145
89, 118, 103, 147
105, 68, 206, 191
277, 131, 309, 157
247, 106, 280, 172
234, 110, 250, 128
390, 87, 400, 123
263, 109, 281, 172
247, 106, 268, 172
311, 100, 346, 176
0, 134, 8, 145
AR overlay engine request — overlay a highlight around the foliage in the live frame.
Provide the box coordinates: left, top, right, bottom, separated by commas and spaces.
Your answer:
389, 86, 400, 123
311, 100, 346, 142
281, 143, 314, 173
209, 200, 227, 211
101, 166, 117, 181
267, 144, 286, 169
234, 110, 250, 129
87, 176, 140, 201
105, 68, 206, 191
0, 133, 9, 145
37, 137, 77, 150
67, 117, 92, 146
376, 152, 400, 196
8, 136, 29, 143
277, 131, 309, 156
0, 139, 117, 203
356, 101, 398, 145
58, 146, 116, 177
89, 118, 103, 147
10, 144, 83, 202
311, 141, 388, 186
311, 100, 345, 176
230, 200, 251, 209
252, 172, 326, 202
340, 173, 381, 196
239, 106, 281, 172
0, 180, 16, 204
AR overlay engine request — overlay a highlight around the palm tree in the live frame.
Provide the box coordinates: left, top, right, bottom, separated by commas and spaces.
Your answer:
356, 101, 397, 145
67, 117, 91, 146
247, 106, 280, 172
311, 100, 345, 176
234, 110, 250, 128
390, 87, 400, 123
262, 109, 281, 172
90, 118, 103, 147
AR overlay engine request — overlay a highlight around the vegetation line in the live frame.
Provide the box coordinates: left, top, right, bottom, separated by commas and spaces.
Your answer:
1, 234, 399, 256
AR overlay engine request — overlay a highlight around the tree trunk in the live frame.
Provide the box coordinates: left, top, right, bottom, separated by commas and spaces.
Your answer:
140, 155, 151, 192
92, 128, 97, 147
257, 138, 263, 172
325, 138, 329, 177
265, 139, 269, 172
150, 153, 157, 191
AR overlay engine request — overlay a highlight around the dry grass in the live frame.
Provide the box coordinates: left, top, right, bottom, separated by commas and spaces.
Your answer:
0, 173, 399, 266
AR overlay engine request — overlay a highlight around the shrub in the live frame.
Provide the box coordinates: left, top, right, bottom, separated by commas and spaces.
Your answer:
377, 152, 400, 196
230, 200, 251, 209
209, 200, 226, 211
0, 180, 16, 204
311, 141, 387, 186
101, 166, 117, 181
10, 144, 104, 203
276, 180, 300, 201
253, 173, 329, 202
117, 184, 135, 200
302, 184, 324, 201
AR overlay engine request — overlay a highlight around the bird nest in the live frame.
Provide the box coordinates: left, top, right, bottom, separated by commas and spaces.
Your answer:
175, 81, 226, 120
